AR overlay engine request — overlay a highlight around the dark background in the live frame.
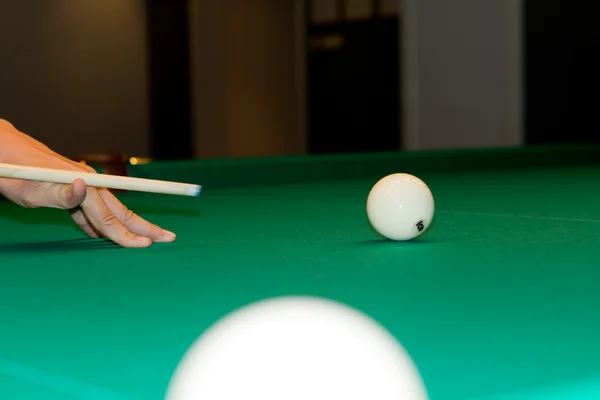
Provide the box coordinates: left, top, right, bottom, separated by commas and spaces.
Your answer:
146, 0, 600, 161
523, 0, 600, 145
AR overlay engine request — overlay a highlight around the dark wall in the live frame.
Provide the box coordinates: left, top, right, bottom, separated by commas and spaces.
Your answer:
145, 0, 193, 160
524, 0, 600, 145
306, 17, 400, 154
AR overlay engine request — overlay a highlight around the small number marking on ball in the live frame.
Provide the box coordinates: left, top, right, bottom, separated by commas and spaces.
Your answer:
416, 221, 424, 232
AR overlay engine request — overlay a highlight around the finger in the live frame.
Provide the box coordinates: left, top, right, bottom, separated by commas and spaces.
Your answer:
52, 178, 87, 209
70, 208, 102, 238
66, 178, 88, 207
98, 189, 176, 242
18, 178, 87, 209
80, 188, 152, 248
61, 162, 169, 243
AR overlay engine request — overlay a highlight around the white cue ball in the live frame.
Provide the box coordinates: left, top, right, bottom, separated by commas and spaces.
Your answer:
367, 173, 435, 241
166, 296, 429, 400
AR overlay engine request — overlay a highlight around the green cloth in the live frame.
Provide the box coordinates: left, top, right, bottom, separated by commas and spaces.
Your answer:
1, 145, 600, 399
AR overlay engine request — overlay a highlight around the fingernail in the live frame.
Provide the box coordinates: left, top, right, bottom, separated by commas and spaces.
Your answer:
162, 230, 176, 240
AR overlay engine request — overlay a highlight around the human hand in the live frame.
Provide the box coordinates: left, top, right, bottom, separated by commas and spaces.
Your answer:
0, 119, 175, 247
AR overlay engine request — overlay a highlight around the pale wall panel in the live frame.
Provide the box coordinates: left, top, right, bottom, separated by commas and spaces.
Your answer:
402, 0, 522, 150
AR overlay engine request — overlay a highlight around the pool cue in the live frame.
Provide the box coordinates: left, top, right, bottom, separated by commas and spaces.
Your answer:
0, 163, 202, 197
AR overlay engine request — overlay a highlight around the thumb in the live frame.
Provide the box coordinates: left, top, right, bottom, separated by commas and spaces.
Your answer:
38, 178, 87, 209
55, 178, 87, 209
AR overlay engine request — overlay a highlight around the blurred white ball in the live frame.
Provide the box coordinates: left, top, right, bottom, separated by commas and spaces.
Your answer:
166, 296, 429, 400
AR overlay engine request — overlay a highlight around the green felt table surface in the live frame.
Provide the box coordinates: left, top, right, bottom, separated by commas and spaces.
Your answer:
1, 145, 600, 399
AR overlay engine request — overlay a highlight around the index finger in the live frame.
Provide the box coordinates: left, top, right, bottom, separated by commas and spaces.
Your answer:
81, 188, 152, 248
98, 188, 176, 242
